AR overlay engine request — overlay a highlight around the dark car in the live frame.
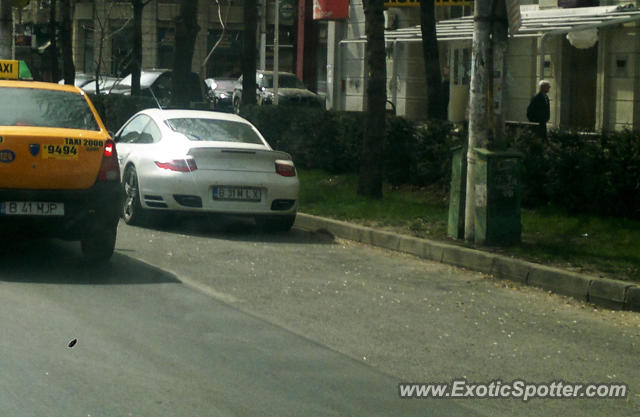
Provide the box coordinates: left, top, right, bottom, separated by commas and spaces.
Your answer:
109, 69, 206, 107
232, 71, 325, 114
205, 78, 237, 112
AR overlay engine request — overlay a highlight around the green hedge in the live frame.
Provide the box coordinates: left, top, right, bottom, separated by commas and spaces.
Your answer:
240, 105, 463, 188
510, 127, 640, 219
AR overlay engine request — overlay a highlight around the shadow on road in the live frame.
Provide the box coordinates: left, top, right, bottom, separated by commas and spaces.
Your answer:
0, 238, 179, 285
131, 214, 336, 245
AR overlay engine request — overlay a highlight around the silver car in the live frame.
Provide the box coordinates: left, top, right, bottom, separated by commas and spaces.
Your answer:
114, 109, 299, 231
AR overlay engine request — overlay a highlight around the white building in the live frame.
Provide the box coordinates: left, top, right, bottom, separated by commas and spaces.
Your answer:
322, 1, 640, 131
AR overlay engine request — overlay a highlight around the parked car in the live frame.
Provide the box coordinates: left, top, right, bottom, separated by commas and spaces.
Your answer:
114, 109, 299, 231
57, 72, 95, 88
2, 64, 121, 262
109, 69, 206, 107
232, 71, 325, 114
204, 78, 237, 112
82, 76, 121, 94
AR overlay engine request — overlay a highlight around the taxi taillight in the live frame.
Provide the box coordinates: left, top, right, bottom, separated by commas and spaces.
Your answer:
98, 139, 120, 181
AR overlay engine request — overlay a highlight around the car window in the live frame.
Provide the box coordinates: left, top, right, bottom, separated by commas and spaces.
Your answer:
141, 119, 162, 144
214, 80, 235, 91
117, 72, 160, 88
117, 114, 151, 143
0, 87, 100, 131
165, 118, 264, 145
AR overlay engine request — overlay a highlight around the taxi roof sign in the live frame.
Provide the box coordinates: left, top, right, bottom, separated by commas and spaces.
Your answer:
0, 59, 32, 80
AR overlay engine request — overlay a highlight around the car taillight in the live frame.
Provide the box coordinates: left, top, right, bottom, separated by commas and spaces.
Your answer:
155, 158, 198, 172
104, 141, 114, 157
98, 139, 120, 181
275, 160, 296, 177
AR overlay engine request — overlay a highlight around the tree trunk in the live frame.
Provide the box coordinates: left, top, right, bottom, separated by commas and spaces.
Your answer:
357, 0, 386, 199
60, 0, 75, 85
171, 0, 199, 108
464, 0, 492, 242
50, 0, 60, 82
0, 0, 12, 58
419, 0, 445, 120
241, 0, 257, 108
131, 0, 144, 96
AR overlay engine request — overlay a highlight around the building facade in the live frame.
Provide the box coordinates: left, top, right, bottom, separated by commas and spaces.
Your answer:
13, 0, 297, 81
312, 0, 640, 131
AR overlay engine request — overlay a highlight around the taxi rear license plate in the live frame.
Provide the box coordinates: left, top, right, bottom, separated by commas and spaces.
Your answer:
213, 186, 261, 202
0, 201, 64, 216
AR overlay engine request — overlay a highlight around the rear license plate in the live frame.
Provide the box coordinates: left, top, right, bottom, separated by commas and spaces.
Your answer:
213, 186, 261, 202
0, 201, 65, 216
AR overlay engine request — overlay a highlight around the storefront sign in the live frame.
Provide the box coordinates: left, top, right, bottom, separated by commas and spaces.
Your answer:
313, 0, 349, 20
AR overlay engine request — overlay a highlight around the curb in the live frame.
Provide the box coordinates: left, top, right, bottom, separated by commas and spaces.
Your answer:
294, 213, 640, 312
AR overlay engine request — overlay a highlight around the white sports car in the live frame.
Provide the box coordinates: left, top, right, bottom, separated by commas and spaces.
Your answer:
114, 109, 299, 231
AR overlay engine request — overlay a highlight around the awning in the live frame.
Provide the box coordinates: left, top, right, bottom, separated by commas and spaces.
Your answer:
380, 4, 640, 42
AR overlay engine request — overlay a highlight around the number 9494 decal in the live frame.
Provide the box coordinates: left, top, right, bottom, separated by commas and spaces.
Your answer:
43, 144, 78, 159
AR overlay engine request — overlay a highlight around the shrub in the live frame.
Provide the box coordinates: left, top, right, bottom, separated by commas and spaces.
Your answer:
412, 120, 464, 188
242, 105, 462, 187
512, 128, 640, 219
241, 105, 363, 173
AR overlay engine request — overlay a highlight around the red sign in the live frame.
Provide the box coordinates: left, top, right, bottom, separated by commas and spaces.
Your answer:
313, 0, 349, 20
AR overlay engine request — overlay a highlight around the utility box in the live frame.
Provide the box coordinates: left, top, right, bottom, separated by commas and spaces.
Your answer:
447, 146, 467, 239
473, 148, 523, 246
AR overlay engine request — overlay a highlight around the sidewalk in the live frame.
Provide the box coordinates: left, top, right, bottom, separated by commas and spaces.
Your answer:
295, 213, 640, 312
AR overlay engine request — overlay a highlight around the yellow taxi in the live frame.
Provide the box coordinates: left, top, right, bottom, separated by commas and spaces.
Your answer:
0, 60, 121, 262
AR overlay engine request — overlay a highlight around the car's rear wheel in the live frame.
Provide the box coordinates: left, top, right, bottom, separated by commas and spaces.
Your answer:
81, 226, 117, 264
256, 214, 296, 232
122, 167, 148, 225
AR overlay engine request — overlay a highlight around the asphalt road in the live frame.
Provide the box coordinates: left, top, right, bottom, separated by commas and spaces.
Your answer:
1, 216, 638, 416
0, 228, 469, 417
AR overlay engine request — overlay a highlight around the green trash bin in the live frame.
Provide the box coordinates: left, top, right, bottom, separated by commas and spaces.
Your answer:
448, 146, 467, 239
473, 148, 523, 246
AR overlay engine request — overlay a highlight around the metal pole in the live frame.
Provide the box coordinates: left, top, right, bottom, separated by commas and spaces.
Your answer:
259, 0, 266, 70
463, 0, 492, 242
273, 0, 279, 104
492, 0, 508, 149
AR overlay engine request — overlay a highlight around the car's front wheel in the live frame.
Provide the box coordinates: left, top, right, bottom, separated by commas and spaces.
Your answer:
122, 167, 148, 225
256, 214, 296, 232
81, 225, 117, 263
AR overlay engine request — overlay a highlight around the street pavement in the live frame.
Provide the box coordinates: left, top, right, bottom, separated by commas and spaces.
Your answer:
0, 232, 468, 417
0, 217, 638, 416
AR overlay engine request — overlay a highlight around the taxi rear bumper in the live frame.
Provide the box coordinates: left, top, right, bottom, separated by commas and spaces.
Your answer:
0, 181, 121, 240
